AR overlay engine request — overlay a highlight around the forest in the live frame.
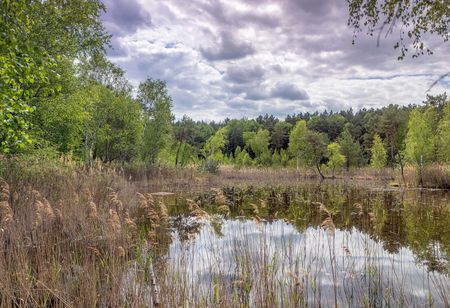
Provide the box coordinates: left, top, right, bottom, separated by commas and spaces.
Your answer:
1, 1, 449, 187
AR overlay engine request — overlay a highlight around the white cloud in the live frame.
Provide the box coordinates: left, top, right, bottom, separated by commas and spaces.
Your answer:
102, 0, 450, 121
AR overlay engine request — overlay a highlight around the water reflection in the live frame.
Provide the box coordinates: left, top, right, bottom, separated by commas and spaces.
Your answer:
169, 184, 450, 275
149, 184, 450, 306
166, 218, 449, 307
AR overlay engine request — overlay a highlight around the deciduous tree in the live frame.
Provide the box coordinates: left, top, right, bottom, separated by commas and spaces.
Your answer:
370, 134, 387, 169
327, 142, 345, 178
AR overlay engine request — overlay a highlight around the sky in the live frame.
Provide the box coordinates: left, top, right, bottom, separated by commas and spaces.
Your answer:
101, 0, 450, 121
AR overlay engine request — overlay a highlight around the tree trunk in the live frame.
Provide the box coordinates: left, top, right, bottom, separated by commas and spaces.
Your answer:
418, 155, 424, 187
398, 155, 406, 186
316, 164, 325, 180
175, 141, 182, 167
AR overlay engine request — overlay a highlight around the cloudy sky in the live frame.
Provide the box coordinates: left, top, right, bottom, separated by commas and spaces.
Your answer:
102, 0, 449, 121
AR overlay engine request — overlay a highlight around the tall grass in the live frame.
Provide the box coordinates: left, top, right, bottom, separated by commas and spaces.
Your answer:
0, 155, 448, 306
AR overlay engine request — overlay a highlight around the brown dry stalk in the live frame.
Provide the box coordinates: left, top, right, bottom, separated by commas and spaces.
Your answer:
123, 209, 137, 232
320, 216, 336, 235
212, 188, 227, 206
0, 200, 13, 227
158, 201, 169, 222
0, 178, 10, 202
145, 193, 155, 207
186, 198, 209, 218
87, 201, 98, 220
108, 209, 122, 233
32, 201, 43, 230
11, 191, 18, 203
82, 188, 92, 201
136, 192, 159, 225
42, 198, 56, 221
108, 188, 123, 213
115, 246, 126, 258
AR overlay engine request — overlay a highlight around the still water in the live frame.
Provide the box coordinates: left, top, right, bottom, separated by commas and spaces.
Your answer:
148, 184, 450, 306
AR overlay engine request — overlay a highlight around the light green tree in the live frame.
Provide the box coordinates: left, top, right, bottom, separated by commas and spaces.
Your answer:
271, 150, 281, 166
280, 149, 289, 167
0, 0, 109, 153
204, 127, 228, 161
234, 146, 252, 168
436, 101, 450, 163
89, 85, 143, 162
0, 1, 53, 152
138, 78, 174, 165
370, 134, 387, 169
405, 108, 435, 186
174, 115, 196, 167
288, 120, 309, 170
327, 142, 345, 178
304, 131, 328, 179
244, 129, 271, 166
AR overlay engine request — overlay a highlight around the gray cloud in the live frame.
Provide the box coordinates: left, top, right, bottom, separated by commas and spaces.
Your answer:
224, 65, 265, 84
271, 83, 309, 101
200, 31, 255, 61
245, 88, 270, 101
102, 0, 151, 36
199, 0, 280, 29
103, 0, 450, 120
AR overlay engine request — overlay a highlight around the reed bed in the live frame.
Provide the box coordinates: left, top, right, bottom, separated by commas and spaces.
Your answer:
0, 170, 173, 307
0, 158, 449, 307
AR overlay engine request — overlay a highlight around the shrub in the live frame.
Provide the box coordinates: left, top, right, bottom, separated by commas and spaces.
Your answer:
199, 158, 220, 174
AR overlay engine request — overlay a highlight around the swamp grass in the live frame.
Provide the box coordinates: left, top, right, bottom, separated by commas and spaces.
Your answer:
0, 157, 449, 307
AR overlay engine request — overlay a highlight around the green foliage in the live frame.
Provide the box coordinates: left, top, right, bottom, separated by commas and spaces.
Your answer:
173, 116, 199, 167
138, 78, 174, 165
243, 129, 271, 165
271, 121, 292, 151
405, 108, 435, 166
90, 85, 143, 162
338, 128, 363, 170
436, 101, 450, 163
0, 0, 109, 153
378, 105, 408, 166
279, 149, 289, 167
34, 87, 92, 155
308, 113, 346, 140
327, 142, 345, 175
223, 119, 260, 156
204, 127, 228, 158
304, 131, 328, 168
271, 150, 281, 166
348, 0, 450, 60
288, 120, 309, 168
0, 1, 54, 152
199, 158, 220, 174
370, 134, 387, 169
234, 146, 253, 168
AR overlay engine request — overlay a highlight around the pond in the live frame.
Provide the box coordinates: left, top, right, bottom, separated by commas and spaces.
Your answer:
130, 183, 450, 307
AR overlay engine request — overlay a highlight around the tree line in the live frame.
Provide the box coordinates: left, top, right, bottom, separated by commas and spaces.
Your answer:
1, 0, 449, 176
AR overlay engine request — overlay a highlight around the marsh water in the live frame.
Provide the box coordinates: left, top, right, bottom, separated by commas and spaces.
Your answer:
139, 182, 450, 307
